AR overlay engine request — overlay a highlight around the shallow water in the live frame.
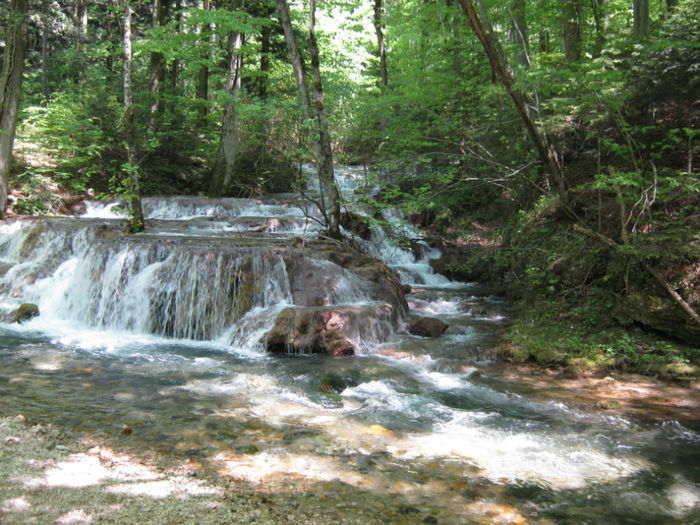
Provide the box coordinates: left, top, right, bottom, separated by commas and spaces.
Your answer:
1, 170, 699, 523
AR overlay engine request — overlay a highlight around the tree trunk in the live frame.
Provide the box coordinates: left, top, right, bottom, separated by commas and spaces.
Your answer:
123, 0, 144, 232
309, 0, 341, 239
275, 0, 314, 122
0, 0, 29, 219
197, 0, 211, 124
148, 0, 169, 134
209, 31, 244, 197
168, 0, 182, 117
591, 0, 610, 57
633, 0, 650, 36
374, 0, 388, 94
74, 0, 88, 85
458, 0, 571, 210
258, 16, 271, 98
562, 0, 582, 62
41, 16, 49, 104
510, 0, 528, 67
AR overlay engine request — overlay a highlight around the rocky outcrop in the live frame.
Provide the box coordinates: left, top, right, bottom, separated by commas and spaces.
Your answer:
619, 292, 700, 347
429, 243, 492, 282
407, 317, 448, 338
265, 303, 397, 355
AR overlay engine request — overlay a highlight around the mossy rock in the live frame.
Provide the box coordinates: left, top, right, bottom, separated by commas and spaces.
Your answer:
13, 303, 40, 323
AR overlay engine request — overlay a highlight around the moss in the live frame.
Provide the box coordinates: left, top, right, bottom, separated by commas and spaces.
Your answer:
13, 303, 40, 323
502, 297, 699, 378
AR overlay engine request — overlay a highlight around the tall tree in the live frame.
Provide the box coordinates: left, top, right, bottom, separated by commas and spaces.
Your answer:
123, 0, 145, 232
148, 0, 169, 134
0, 0, 29, 218
308, 0, 341, 238
209, 23, 244, 197
275, 0, 313, 121
458, 0, 571, 210
275, 0, 340, 238
73, 0, 88, 84
197, 0, 212, 123
374, 0, 388, 94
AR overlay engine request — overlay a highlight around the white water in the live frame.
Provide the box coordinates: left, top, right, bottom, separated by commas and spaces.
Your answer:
1, 168, 698, 523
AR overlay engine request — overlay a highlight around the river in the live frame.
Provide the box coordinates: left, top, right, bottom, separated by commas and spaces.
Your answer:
0, 167, 698, 524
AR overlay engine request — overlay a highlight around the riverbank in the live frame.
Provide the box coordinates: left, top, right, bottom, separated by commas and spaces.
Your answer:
1, 415, 451, 525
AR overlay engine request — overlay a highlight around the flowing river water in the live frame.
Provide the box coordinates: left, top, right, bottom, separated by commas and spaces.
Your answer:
0, 167, 698, 524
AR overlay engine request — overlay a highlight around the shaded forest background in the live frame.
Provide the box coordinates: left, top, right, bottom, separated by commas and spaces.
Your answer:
1, 0, 698, 376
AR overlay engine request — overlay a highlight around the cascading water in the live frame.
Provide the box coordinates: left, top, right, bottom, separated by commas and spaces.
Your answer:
0, 168, 698, 524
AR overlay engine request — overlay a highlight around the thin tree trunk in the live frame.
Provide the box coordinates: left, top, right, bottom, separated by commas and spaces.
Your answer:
209, 31, 244, 197
148, 0, 169, 134
258, 13, 271, 98
74, 0, 88, 85
168, 0, 182, 118
510, 0, 528, 67
0, 0, 29, 219
309, 0, 341, 239
633, 0, 650, 36
275, 0, 314, 121
197, 0, 211, 124
374, 0, 388, 94
458, 0, 570, 210
123, 0, 144, 232
41, 16, 49, 104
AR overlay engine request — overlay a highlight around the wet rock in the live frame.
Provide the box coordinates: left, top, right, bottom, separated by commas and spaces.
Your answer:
407, 317, 448, 338
265, 304, 396, 356
13, 303, 39, 323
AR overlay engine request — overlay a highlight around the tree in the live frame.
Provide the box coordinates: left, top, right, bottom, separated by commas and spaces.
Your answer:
0, 0, 29, 219
148, 0, 169, 134
197, 0, 212, 124
308, 0, 341, 238
509, 0, 528, 67
457, 0, 571, 210
374, 0, 388, 93
562, 0, 582, 61
209, 6, 245, 197
276, 0, 341, 238
633, 0, 650, 36
122, 0, 145, 232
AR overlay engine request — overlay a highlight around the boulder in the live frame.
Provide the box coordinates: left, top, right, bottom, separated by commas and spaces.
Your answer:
13, 303, 40, 323
407, 317, 448, 338
265, 304, 396, 356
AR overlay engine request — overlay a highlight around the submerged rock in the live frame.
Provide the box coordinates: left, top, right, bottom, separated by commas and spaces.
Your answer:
407, 317, 448, 338
13, 303, 39, 324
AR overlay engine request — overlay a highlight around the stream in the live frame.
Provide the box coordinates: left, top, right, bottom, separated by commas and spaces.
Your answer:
1, 167, 698, 524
